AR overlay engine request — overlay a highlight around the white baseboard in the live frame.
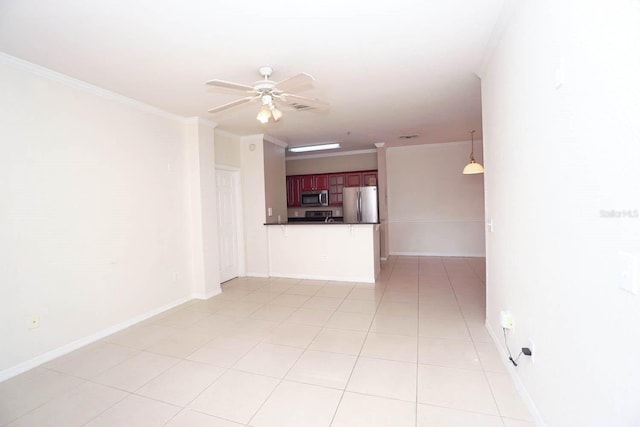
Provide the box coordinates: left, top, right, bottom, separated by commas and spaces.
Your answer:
390, 251, 486, 257
245, 272, 269, 278
193, 287, 222, 300
268, 272, 375, 284
0, 295, 193, 383
485, 321, 547, 426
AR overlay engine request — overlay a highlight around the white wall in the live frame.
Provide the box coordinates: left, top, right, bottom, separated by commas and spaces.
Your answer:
263, 140, 287, 224
240, 135, 269, 277
482, 1, 640, 425
185, 118, 220, 298
0, 56, 193, 376
387, 142, 485, 256
214, 129, 241, 168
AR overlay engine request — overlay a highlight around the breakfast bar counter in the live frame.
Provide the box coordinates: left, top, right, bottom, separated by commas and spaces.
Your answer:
264, 223, 380, 283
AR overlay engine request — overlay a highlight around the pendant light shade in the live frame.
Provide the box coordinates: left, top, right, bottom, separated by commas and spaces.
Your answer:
463, 160, 484, 174
463, 130, 484, 174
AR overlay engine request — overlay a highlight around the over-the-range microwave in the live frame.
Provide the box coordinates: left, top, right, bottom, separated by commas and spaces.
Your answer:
301, 190, 329, 207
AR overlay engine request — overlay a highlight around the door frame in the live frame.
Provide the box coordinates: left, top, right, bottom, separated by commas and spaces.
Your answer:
215, 164, 246, 280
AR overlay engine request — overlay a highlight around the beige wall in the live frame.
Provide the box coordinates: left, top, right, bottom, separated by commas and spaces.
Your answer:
263, 140, 287, 223
285, 151, 377, 175
387, 141, 485, 256
214, 129, 241, 168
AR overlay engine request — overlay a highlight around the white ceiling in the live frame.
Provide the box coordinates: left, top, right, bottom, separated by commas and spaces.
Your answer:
0, 0, 504, 154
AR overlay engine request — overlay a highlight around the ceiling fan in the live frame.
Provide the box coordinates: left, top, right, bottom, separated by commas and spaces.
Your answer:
206, 66, 329, 123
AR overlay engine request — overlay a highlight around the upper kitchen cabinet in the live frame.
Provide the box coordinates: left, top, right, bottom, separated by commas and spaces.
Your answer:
329, 173, 345, 206
287, 176, 301, 207
286, 169, 378, 208
345, 170, 378, 187
299, 174, 329, 191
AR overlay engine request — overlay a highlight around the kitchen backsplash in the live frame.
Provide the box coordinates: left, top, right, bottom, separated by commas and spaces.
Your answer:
287, 207, 343, 218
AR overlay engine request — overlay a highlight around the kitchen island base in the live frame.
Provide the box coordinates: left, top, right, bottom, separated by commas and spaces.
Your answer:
266, 223, 380, 283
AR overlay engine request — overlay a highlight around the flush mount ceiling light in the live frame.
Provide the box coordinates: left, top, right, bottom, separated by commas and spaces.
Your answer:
463, 130, 484, 174
288, 143, 341, 153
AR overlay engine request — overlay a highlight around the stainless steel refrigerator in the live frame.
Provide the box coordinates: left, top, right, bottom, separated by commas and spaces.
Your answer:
343, 186, 379, 223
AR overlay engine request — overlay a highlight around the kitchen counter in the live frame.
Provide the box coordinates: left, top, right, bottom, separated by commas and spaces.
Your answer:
265, 223, 381, 283
264, 221, 379, 225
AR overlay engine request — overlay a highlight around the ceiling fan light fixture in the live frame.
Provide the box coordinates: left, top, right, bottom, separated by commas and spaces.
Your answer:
256, 105, 271, 124
206, 66, 328, 122
289, 143, 341, 153
271, 105, 283, 121
462, 129, 484, 174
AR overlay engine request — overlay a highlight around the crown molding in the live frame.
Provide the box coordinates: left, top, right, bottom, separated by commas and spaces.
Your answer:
184, 117, 218, 129
477, 0, 520, 78
0, 51, 186, 123
264, 134, 288, 148
386, 139, 483, 150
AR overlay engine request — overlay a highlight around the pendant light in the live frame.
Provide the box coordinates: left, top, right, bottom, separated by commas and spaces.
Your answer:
462, 129, 484, 174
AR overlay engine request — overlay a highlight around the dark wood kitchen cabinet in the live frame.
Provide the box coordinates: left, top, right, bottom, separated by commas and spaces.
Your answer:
286, 170, 377, 208
300, 174, 329, 191
362, 171, 378, 186
328, 174, 345, 206
287, 176, 301, 207
345, 170, 378, 187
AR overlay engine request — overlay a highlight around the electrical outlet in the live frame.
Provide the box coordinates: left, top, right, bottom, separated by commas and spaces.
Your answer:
172, 272, 178, 282
487, 219, 494, 233
28, 315, 40, 330
527, 338, 535, 363
500, 310, 514, 330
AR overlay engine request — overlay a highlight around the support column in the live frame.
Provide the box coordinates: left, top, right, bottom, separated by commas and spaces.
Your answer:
185, 117, 221, 298
374, 142, 390, 260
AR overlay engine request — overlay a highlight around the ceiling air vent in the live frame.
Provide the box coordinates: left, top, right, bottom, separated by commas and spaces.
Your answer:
289, 102, 315, 111
398, 134, 419, 140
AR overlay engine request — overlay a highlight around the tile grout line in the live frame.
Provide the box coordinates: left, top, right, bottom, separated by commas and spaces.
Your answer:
443, 257, 507, 426
244, 279, 357, 427
144, 278, 313, 426
327, 255, 394, 426
416, 257, 424, 427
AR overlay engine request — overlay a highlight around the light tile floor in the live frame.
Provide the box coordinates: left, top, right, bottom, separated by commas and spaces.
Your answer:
0, 256, 535, 426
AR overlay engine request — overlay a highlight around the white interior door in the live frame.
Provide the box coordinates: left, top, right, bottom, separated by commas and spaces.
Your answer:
216, 168, 241, 282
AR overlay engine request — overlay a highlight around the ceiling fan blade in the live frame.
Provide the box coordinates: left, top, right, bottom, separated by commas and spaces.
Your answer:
208, 96, 258, 114
206, 79, 255, 92
275, 73, 314, 92
280, 94, 329, 110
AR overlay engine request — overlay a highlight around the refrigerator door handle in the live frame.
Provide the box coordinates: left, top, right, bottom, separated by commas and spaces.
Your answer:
357, 190, 362, 222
